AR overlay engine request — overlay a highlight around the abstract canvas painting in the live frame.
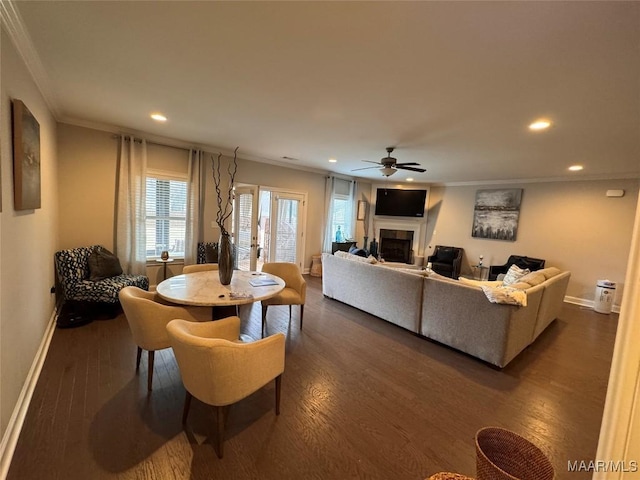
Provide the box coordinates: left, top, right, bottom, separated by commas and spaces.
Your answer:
12, 99, 41, 210
471, 188, 523, 241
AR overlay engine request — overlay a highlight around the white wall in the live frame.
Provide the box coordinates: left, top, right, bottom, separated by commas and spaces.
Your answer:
0, 26, 58, 444
424, 180, 638, 307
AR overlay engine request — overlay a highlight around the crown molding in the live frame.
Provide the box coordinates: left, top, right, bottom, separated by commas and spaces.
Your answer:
0, 0, 60, 117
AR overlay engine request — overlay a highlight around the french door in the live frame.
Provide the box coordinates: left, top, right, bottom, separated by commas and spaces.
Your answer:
234, 186, 306, 271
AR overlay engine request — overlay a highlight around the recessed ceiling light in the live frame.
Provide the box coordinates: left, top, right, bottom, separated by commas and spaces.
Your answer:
150, 113, 167, 122
406, 178, 414, 182
529, 119, 551, 131
328, 158, 337, 163
568, 165, 583, 171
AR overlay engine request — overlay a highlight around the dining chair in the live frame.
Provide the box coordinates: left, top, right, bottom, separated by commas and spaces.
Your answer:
260, 262, 306, 337
118, 286, 210, 391
167, 316, 285, 458
183, 263, 219, 274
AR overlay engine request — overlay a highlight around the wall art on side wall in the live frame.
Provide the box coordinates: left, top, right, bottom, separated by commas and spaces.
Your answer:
12, 99, 41, 210
471, 188, 522, 241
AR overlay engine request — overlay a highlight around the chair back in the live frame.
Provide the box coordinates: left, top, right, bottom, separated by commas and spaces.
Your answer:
261, 262, 306, 300
54, 245, 98, 297
167, 318, 285, 406
183, 264, 219, 274
119, 286, 171, 351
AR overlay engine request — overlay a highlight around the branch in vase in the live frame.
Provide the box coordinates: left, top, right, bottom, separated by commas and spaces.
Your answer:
211, 147, 239, 237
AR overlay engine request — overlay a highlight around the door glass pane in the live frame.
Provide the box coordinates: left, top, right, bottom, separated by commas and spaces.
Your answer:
259, 191, 272, 264
274, 198, 299, 263
236, 191, 253, 271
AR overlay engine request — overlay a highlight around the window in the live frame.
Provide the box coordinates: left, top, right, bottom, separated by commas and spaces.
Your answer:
145, 172, 187, 259
331, 194, 351, 241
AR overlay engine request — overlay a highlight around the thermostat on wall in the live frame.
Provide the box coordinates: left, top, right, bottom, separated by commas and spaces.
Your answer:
606, 189, 625, 197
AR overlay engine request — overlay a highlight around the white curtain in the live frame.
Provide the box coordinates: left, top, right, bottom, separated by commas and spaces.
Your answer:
116, 135, 148, 275
322, 176, 356, 253
185, 149, 205, 265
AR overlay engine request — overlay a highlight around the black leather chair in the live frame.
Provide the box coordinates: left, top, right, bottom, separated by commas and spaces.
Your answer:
488, 255, 546, 280
427, 245, 464, 279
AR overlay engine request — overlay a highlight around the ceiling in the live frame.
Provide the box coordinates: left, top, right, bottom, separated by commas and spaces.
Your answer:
8, 1, 640, 184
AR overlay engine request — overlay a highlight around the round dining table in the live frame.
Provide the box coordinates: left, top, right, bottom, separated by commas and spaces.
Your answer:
156, 270, 285, 319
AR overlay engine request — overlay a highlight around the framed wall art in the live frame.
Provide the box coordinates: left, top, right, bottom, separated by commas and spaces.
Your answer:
12, 99, 41, 210
471, 188, 522, 241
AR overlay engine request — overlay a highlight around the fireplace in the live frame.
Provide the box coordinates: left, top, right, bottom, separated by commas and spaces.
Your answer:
380, 229, 414, 263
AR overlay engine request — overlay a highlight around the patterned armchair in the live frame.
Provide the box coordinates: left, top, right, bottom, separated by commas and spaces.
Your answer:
54, 245, 149, 304
196, 242, 219, 264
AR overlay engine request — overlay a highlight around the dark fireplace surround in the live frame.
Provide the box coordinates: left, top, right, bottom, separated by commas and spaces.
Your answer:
379, 229, 414, 263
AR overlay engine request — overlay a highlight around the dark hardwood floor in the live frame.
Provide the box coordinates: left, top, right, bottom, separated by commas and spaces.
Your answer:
8, 276, 617, 480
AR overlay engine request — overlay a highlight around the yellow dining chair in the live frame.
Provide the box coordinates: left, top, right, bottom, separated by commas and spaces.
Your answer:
167, 317, 285, 458
182, 263, 219, 274
119, 286, 210, 391
260, 262, 306, 337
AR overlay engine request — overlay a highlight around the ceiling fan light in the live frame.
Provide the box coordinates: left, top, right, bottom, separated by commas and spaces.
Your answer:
380, 167, 396, 177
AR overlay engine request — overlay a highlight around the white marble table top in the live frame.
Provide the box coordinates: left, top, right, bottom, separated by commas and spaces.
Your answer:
156, 270, 285, 306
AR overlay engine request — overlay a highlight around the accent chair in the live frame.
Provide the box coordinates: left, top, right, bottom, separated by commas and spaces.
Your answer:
488, 255, 546, 281
427, 245, 464, 279
166, 316, 285, 458
260, 262, 306, 337
118, 286, 210, 391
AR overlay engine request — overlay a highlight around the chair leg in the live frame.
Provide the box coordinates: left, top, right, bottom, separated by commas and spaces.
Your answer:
275, 374, 282, 415
261, 305, 268, 338
216, 405, 225, 459
147, 350, 155, 391
136, 347, 142, 371
182, 391, 192, 424
300, 305, 304, 330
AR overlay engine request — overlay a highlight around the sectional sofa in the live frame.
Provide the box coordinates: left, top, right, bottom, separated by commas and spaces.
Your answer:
321, 252, 570, 368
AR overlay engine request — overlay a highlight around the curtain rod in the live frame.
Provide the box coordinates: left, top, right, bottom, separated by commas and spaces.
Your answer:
112, 134, 191, 152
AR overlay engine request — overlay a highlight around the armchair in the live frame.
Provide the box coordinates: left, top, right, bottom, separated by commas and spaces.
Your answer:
54, 245, 149, 324
488, 255, 545, 281
167, 317, 285, 458
427, 245, 464, 279
260, 262, 306, 337
119, 286, 210, 391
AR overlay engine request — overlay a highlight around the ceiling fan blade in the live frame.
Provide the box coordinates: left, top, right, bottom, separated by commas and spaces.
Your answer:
362, 160, 382, 165
351, 165, 382, 172
395, 162, 420, 167
396, 165, 426, 173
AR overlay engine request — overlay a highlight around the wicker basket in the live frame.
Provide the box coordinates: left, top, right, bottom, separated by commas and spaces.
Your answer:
475, 427, 554, 480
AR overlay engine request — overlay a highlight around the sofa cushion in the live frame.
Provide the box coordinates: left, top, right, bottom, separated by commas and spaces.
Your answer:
88, 247, 123, 281
458, 277, 503, 288
502, 264, 530, 286
537, 267, 561, 280
335, 251, 377, 264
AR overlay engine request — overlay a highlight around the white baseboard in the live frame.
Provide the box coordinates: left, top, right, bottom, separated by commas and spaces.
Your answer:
564, 295, 621, 314
0, 309, 57, 480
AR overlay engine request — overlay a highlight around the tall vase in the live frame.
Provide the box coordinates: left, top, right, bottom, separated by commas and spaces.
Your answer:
218, 233, 234, 285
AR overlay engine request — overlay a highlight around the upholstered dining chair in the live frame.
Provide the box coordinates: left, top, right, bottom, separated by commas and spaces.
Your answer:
166, 317, 285, 458
118, 286, 210, 391
183, 263, 219, 274
260, 262, 306, 337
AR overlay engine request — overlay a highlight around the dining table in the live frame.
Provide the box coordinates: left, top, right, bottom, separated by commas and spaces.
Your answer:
156, 269, 285, 320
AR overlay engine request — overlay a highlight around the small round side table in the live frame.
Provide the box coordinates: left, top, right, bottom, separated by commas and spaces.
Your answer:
156, 258, 174, 280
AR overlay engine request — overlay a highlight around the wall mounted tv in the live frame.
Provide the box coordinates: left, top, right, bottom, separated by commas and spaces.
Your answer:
375, 188, 427, 217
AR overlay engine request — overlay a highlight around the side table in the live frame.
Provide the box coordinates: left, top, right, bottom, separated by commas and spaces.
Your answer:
156, 258, 174, 280
472, 264, 489, 281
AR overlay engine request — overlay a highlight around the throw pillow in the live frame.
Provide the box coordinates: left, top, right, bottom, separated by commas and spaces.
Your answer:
481, 285, 528, 307
436, 248, 456, 262
502, 264, 530, 286
88, 247, 123, 281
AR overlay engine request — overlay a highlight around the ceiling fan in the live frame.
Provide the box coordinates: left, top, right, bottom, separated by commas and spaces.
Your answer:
351, 147, 426, 177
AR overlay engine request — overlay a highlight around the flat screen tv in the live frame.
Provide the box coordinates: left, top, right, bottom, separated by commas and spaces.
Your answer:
375, 188, 427, 217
